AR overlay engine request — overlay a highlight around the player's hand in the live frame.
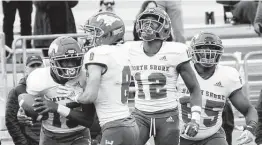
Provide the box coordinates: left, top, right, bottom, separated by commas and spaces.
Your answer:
17, 107, 33, 126
237, 130, 255, 145
32, 97, 58, 115
57, 85, 83, 99
182, 119, 199, 137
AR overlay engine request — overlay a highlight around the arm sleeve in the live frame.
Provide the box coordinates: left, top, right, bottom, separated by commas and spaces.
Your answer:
5, 89, 29, 145
26, 71, 41, 96
66, 103, 96, 128
175, 44, 191, 66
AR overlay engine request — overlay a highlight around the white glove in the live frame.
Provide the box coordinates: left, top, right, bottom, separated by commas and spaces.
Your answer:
237, 130, 255, 145
56, 85, 83, 99
17, 107, 33, 126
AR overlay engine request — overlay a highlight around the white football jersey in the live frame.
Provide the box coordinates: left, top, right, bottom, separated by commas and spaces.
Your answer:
177, 63, 243, 140
84, 44, 131, 126
128, 41, 191, 112
26, 67, 86, 133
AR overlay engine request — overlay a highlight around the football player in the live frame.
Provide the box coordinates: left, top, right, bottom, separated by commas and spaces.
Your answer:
75, 12, 139, 145
25, 36, 95, 145
177, 32, 258, 145
128, 7, 202, 145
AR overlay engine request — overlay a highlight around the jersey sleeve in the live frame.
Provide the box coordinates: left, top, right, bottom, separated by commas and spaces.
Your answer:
26, 68, 44, 95
83, 46, 110, 72
227, 67, 243, 95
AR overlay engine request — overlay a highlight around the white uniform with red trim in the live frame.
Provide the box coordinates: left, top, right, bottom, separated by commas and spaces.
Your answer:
128, 41, 191, 112
26, 67, 86, 133
177, 63, 243, 140
84, 44, 131, 126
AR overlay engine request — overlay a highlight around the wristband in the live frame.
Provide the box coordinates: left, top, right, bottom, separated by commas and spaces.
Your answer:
245, 120, 257, 134
191, 106, 201, 114
191, 106, 201, 123
57, 104, 70, 117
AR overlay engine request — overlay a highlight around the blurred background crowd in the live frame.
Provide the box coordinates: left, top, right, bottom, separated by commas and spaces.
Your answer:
2, 0, 262, 58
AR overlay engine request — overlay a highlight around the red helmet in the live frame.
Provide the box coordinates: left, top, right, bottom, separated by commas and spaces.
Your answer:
190, 32, 224, 67
79, 11, 125, 51
48, 36, 84, 79
136, 7, 171, 41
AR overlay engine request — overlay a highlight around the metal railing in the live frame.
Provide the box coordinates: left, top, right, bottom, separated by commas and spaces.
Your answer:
220, 52, 241, 70
243, 51, 262, 99
11, 33, 89, 87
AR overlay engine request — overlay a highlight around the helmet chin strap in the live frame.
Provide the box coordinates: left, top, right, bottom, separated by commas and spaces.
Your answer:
199, 63, 216, 68
141, 34, 155, 41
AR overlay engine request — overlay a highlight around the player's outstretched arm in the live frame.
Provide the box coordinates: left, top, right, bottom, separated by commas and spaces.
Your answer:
76, 64, 103, 104
33, 97, 95, 128
229, 88, 258, 145
177, 61, 202, 137
65, 103, 96, 128
177, 61, 202, 111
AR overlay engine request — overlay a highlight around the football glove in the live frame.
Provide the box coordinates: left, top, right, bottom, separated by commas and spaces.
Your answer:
237, 129, 255, 145
17, 107, 33, 126
182, 119, 199, 137
56, 84, 83, 100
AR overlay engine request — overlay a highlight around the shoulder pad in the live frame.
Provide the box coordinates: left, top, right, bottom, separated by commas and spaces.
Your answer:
89, 45, 116, 55
163, 42, 189, 54
26, 67, 50, 95
219, 65, 241, 82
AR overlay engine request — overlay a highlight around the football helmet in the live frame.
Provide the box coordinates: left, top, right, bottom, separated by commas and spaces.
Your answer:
136, 7, 171, 41
79, 11, 125, 51
190, 32, 224, 67
48, 36, 84, 79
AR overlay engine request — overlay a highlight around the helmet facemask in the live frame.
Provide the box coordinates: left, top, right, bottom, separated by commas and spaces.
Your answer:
192, 45, 224, 67
50, 54, 83, 79
79, 25, 104, 51
136, 13, 170, 41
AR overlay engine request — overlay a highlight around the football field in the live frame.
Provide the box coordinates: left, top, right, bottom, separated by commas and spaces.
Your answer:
0, 0, 261, 145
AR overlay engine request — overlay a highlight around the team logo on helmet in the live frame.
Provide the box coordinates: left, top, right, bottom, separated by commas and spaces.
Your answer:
80, 12, 125, 50
96, 14, 121, 26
